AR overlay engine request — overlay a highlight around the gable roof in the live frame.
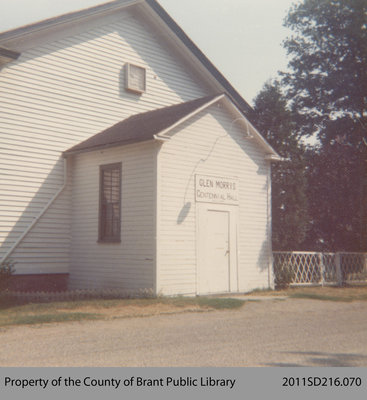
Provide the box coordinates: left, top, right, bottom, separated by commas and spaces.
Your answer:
144, 0, 253, 117
0, 0, 254, 120
64, 94, 222, 155
1, 0, 281, 161
64, 94, 280, 159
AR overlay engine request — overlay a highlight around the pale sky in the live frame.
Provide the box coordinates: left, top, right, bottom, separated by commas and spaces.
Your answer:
0, 0, 298, 104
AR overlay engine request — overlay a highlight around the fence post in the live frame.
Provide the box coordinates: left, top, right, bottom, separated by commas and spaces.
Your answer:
318, 252, 325, 286
335, 252, 342, 286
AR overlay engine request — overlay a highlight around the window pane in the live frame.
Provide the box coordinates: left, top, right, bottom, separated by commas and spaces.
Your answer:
99, 164, 121, 241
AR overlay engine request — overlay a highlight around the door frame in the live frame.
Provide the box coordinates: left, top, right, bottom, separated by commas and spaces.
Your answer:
196, 202, 238, 294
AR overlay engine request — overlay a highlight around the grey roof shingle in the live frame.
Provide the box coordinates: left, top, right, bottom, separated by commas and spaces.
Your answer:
64, 94, 221, 155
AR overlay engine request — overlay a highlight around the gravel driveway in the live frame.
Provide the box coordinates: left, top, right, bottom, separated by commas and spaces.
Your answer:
0, 298, 366, 367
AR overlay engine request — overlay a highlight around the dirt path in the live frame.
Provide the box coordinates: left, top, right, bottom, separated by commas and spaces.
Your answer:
1, 298, 366, 367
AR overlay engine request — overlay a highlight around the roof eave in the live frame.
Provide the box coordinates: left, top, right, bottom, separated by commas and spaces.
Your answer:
0, 47, 20, 66
153, 93, 225, 139
220, 96, 281, 159
0, 0, 253, 119
63, 136, 155, 157
0, 0, 143, 44
153, 94, 281, 159
265, 154, 284, 162
145, 0, 254, 117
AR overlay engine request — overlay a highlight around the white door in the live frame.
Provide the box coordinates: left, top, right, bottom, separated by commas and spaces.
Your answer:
201, 210, 230, 293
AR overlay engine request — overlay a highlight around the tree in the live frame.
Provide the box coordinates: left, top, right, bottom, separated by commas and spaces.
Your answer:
283, 0, 367, 145
304, 143, 364, 251
253, 81, 309, 250
282, 0, 367, 251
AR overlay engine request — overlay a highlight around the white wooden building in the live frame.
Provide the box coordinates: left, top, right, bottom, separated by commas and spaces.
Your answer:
0, 0, 281, 295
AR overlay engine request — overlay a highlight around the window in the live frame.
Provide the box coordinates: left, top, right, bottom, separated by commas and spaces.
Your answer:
125, 63, 146, 93
99, 163, 121, 242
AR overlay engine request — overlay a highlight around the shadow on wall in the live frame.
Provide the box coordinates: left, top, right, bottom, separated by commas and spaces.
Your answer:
177, 202, 191, 225
257, 239, 272, 274
0, 157, 71, 285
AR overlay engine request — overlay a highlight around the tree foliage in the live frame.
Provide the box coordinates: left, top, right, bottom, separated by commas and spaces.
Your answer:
305, 143, 365, 251
277, 0, 367, 251
253, 82, 309, 250
283, 0, 367, 147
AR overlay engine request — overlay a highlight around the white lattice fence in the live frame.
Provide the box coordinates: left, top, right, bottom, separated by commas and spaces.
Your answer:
273, 252, 367, 286
340, 253, 367, 282
323, 253, 338, 283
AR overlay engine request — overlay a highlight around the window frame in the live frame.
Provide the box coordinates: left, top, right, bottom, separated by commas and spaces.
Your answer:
98, 162, 122, 243
125, 63, 146, 94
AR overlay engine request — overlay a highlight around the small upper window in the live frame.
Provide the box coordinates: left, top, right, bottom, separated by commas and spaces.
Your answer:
125, 63, 146, 93
99, 163, 121, 242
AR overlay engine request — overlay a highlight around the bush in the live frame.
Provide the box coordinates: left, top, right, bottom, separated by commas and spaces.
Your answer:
274, 262, 294, 289
0, 259, 16, 291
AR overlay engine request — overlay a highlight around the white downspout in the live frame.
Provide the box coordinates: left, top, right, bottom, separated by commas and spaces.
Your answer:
1, 158, 68, 263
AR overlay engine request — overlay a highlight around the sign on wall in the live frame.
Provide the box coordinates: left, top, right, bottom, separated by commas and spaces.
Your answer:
195, 174, 239, 205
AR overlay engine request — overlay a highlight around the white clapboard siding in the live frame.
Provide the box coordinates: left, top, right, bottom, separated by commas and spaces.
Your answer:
68, 141, 157, 291
157, 104, 271, 295
0, 8, 208, 274
10, 166, 72, 274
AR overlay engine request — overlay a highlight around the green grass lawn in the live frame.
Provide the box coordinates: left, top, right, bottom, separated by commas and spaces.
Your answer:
250, 284, 367, 302
0, 296, 245, 328
289, 291, 367, 302
1, 284, 366, 328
